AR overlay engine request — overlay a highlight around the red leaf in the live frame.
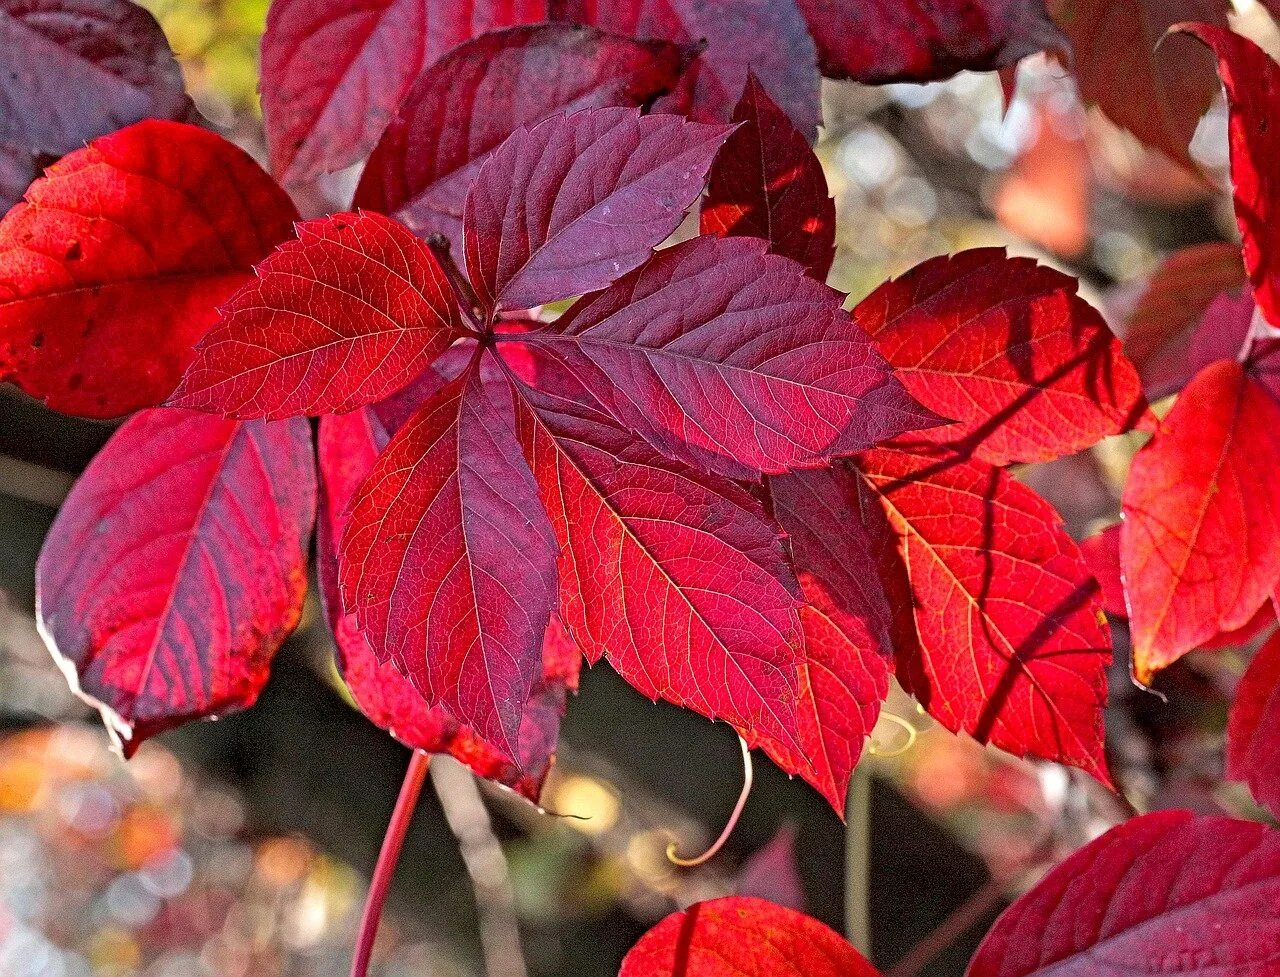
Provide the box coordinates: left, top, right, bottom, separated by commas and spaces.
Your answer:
260, 0, 546, 184
0, 121, 298, 417
316, 406, 575, 800
1080, 524, 1126, 619
1109, 241, 1246, 398
169, 211, 465, 419
0, 0, 192, 209
855, 249, 1146, 466
768, 468, 894, 811
619, 896, 881, 977
857, 445, 1112, 783
353, 24, 687, 253
967, 810, 1280, 977
735, 825, 805, 911
550, 0, 820, 139
1228, 631, 1280, 817
511, 362, 805, 755
796, 0, 1064, 84
521, 235, 936, 479
36, 408, 315, 756
701, 74, 835, 281
1049, 0, 1224, 168
1121, 360, 1280, 684
1176, 25, 1280, 330
464, 109, 732, 315
339, 356, 558, 760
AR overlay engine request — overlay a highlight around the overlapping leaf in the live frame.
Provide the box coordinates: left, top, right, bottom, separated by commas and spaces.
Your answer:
796, 0, 1064, 83
701, 74, 835, 281
523, 235, 936, 479
549, 0, 821, 139
464, 108, 733, 314
854, 248, 1147, 466
968, 810, 1280, 976
0, 0, 193, 210
353, 24, 687, 252
1227, 632, 1280, 817
317, 404, 576, 799
1122, 360, 1280, 684
619, 896, 881, 977
260, 0, 546, 184
0, 120, 297, 417
170, 211, 466, 418
857, 445, 1112, 783
36, 408, 316, 756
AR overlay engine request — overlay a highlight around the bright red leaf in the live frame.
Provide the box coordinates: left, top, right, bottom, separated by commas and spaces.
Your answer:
169, 211, 466, 419
550, 0, 820, 139
464, 108, 733, 315
0, 0, 192, 210
36, 408, 316, 756
511, 364, 805, 756
1049, 0, 1224, 168
857, 445, 1112, 783
0, 120, 298, 417
340, 358, 558, 760
619, 896, 881, 977
317, 405, 576, 800
855, 249, 1146, 466
353, 24, 687, 253
968, 809, 1280, 977
796, 0, 1064, 83
1177, 24, 1280, 331
1228, 631, 1280, 817
260, 0, 546, 185
701, 74, 835, 281
1080, 523, 1126, 619
1122, 360, 1280, 684
521, 235, 936, 479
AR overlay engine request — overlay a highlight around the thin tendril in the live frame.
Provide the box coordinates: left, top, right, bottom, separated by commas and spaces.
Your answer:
867, 713, 918, 758
666, 735, 753, 868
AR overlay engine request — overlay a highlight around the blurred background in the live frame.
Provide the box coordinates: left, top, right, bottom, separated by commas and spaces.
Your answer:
2, 1, 1274, 975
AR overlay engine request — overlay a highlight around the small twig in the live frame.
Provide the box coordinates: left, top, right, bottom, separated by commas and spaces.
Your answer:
425, 233, 488, 332
351, 750, 431, 977
431, 757, 530, 977
667, 735, 753, 867
845, 762, 872, 958
885, 878, 1005, 977
0, 454, 74, 508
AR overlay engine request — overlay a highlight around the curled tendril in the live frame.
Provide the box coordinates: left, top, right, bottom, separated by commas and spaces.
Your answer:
666, 735, 753, 868
867, 712, 918, 758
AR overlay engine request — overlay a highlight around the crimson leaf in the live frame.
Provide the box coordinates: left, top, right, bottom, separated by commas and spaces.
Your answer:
0, 120, 298, 417
463, 108, 733, 315
37, 408, 316, 756
968, 810, 1280, 977
169, 211, 466, 418
353, 24, 687, 253
1227, 631, 1280, 818
260, 0, 546, 185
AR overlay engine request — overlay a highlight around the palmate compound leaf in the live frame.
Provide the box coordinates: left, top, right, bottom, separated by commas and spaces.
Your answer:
700, 74, 835, 282
968, 810, 1280, 977
518, 235, 938, 480
0, 120, 298, 417
353, 24, 688, 254
339, 354, 558, 760
508, 350, 807, 757
260, 0, 546, 185
794, 0, 1064, 84
317, 401, 577, 799
854, 248, 1148, 467
855, 445, 1113, 784
619, 896, 881, 977
1177, 24, 1280, 331
36, 408, 316, 757
1227, 630, 1280, 818
463, 108, 734, 315
1121, 360, 1280, 684
0, 0, 193, 210
548, 0, 821, 140
169, 211, 467, 419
